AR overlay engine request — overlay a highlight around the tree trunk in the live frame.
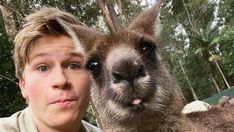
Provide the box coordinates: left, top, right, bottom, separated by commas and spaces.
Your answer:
210, 75, 221, 93
0, 6, 7, 35
0, 0, 17, 39
179, 60, 199, 100
214, 60, 231, 89
97, 0, 121, 33
117, 0, 129, 26
97, 0, 115, 33
106, 1, 122, 31
203, 50, 223, 92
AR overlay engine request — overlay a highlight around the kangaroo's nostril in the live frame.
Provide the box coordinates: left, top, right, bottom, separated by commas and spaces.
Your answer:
136, 65, 146, 78
112, 71, 125, 83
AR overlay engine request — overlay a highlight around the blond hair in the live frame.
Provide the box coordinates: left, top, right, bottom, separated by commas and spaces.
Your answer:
13, 7, 81, 79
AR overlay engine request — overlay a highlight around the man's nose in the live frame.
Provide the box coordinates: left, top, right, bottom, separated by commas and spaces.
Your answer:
51, 68, 70, 89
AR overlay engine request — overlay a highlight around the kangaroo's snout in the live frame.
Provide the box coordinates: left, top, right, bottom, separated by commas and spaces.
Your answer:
107, 46, 146, 86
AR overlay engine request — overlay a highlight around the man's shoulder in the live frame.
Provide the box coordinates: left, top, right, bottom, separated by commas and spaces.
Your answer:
0, 107, 37, 132
0, 110, 23, 132
82, 120, 103, 132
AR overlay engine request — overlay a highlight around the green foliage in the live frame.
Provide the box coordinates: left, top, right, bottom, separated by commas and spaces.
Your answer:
0, 30, 26, 117
184, 48, 213, 100
161, 0, 234, 102
83, 105, 98, 126
219, 24, 234, 86
8, 0, 101, 28
219, 0, 234, 24
123, 0, 143, 20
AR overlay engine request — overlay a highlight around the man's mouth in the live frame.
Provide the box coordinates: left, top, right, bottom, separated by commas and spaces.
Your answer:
52, 99, 76, 104
49, 98, 78, 109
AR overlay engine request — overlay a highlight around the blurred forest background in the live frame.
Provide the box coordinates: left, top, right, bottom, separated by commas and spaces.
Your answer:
0, 0, 234, 124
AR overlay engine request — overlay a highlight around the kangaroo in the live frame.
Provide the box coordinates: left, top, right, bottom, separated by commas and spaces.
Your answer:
57, 1, 234, 131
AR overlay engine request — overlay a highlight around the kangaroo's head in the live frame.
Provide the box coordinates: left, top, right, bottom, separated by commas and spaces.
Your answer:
57, 0, 184, 125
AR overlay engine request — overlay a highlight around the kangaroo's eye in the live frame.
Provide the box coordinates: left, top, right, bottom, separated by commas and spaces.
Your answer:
139, 40, 156, 56
86, 58, 102, 77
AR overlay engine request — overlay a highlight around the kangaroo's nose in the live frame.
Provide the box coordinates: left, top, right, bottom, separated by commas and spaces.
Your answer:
111, 59, 146, 84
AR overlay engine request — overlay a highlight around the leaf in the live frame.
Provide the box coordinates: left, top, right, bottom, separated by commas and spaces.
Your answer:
209, 36, 220, 47
208, 54, 221, 62
195, 48, 205, 54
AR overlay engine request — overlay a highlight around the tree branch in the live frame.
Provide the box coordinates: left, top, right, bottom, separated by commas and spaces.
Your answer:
0, 0, 25, 38
117, 0, 129, 26
97, 0, 120, 33
182, 0, 195, 30
106, 1, 122, 31
0, 74, 18, 85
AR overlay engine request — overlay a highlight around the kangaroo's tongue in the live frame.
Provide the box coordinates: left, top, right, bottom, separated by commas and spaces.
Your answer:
131, 98, 142, 105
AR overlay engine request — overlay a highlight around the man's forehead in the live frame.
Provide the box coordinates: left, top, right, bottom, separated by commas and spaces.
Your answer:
30, 51, 84, 61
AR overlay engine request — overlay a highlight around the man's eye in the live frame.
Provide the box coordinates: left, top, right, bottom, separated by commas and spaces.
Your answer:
68, 63, 81, 70
37, 65, 49, 72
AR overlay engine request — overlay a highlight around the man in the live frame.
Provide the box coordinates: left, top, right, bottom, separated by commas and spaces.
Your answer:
0, 7, 102, 132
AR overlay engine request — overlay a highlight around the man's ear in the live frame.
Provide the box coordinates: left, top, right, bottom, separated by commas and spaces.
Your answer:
19, 79, 29, 103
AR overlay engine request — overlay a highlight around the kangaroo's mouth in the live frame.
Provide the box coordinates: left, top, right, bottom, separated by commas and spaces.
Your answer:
114, 97, 147, 113
127, 98, 146, 112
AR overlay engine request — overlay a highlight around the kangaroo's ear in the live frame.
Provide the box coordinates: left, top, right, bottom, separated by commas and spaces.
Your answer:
56, 18, 103, 53
71, 24, 103, 52
127, 0, 162, 37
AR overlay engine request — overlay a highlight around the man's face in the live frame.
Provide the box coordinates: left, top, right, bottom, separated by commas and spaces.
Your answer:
19, 35, 91, 129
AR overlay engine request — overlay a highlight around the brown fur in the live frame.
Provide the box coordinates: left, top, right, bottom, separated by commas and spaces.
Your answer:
186, 107, 234, 131
57, 1, 234, 132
